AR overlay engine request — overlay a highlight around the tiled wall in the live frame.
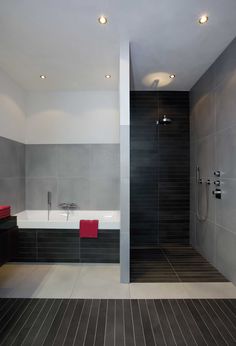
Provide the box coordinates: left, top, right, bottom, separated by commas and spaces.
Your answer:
190, 37, 236, 284
130, 91, 189, 248
25, 144, 120, 210
0, 136, 25, 214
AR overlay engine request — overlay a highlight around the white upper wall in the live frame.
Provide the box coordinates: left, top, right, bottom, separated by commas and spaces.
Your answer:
25, 91, 119, 144
0, 68, 26, 143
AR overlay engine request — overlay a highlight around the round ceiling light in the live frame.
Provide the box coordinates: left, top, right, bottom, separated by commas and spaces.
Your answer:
199, 15, 208, 24
98, 16, 108, 24
40, 75, 47, 79
105, 74, 111, 79
169, 74, 176, 79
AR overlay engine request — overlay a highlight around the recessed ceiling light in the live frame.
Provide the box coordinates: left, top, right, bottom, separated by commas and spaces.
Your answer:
40, 75, 47, 79
105, 74, 111, 79
98, 16, 108, 25
199, 15, 208, 24
169, 74, 176, 79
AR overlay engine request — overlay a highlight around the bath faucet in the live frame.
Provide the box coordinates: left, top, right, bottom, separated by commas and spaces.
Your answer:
47, 191, 52, 221
58, 202, 78, 221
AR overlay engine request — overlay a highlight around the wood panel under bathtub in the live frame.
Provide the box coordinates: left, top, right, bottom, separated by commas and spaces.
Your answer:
15, 229, 120, 263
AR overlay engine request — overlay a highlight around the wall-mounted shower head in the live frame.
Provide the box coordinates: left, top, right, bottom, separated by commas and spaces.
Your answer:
156, 115, 172, 125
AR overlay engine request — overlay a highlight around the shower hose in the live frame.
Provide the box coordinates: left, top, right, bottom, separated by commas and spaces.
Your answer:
196, 179, 210, 222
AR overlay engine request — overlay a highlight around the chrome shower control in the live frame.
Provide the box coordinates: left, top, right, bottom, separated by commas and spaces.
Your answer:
214, 180, 221, 186
212, 189, 222, 199
214, 171, 221, 177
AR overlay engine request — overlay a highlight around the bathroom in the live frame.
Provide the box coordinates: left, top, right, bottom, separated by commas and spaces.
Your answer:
0, 1, 236, 345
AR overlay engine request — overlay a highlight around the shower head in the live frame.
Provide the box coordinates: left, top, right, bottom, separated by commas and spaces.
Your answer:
156, 115, 172, 126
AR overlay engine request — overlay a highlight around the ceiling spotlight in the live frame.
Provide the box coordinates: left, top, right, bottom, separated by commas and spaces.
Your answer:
98, 16, 108, 24
199, 15, 208, 24
40, 75, 47, 79
169, 74, 176, 79
105, 74, 111, 79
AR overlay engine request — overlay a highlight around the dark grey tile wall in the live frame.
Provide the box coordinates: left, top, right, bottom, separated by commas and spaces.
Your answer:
25, 144, 120, 210
130, 91, 189, 248
0, 136, 25, 213
190, 37, 236, 284
15, 229, 120, 263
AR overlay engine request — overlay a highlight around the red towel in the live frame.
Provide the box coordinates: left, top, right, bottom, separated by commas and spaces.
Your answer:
80, 220, 98, 238
0, 206, 11, 219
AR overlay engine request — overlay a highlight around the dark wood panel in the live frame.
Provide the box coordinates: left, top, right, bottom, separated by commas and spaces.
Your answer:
0, 298, 235, 345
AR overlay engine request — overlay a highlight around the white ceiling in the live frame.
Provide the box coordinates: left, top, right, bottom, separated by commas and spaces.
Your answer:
0, 0, 236, 91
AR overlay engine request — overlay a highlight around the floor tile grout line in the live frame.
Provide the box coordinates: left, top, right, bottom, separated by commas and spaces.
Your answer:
169, 300, 188, 345
151, 299, 167, 346
213, 300, 236, 336
160, 300, 178, 346
82, 300, 93, 346
145, 299, 157, 346
70, 300, 85, 346
221, 299, 236, 319
30, 298, 56, 345
92, 299, 101, 346
122, 299, 126, 346
41, 299, 63, 346
20, 298, 48, 346
191, 299, 220, 345
176, 299, 198, 346
198, 299, 228, 345
129, 299, 137, 346
0, 298, 34, 345
137, 300, 147, 346
205, 300, 236, 342
183, 299, 208, 345
103, 300, 108, 346
52, 299, 70, 346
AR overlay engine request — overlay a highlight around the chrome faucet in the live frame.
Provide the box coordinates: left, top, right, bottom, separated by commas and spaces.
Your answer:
58, 203, 78, 221
47, 191, 52, 220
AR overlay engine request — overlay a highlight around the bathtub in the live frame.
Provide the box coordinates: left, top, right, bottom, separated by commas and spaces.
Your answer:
15, 210, 120, 230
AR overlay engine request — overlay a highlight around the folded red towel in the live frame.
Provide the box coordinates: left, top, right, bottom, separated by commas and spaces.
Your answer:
0, 206, 11, 211
80, 220, 99, 238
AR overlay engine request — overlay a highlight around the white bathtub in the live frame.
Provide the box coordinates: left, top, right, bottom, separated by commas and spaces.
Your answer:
15, 210, 120, 230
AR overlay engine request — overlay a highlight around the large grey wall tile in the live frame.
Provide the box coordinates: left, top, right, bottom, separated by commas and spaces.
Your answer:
196, 134, 215, 179
26, 145, 58, 177
190, 178, 196, 213
216, 178, 236, 234
216, 225, 236, 284
216, 125, 236, 179
90, 144, 120, 179
215, 73, 236, 132
57, 178, 89, 209
0, 137, 25, 178
190, 35, 236, 282
57, 144, 90, 178
213, 37, 236, 88
196, 219, 216, 265
89, 178, 120, 210
0, 178, 25, 213
190, 212, 196, 246
26, 178, 58, 210
193, 93, 215, 139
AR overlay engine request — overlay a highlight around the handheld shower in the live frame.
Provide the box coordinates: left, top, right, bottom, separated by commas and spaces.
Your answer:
196, 166, 210, 222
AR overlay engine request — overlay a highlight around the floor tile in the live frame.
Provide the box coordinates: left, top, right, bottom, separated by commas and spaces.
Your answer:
71, 265, 130, 299
182, 282, 236, 298
130, 283, 189, 299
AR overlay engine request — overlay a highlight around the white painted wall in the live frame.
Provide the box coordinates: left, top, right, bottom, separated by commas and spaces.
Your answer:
0, 68, 26, 143
26, 91, 119, 144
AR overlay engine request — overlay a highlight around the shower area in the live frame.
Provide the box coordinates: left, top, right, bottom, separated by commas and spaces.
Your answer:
130, 91, 227, 283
